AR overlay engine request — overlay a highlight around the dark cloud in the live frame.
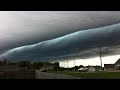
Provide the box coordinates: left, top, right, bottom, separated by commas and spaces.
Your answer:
1, 23, 120, 61
1, 11, 120, 51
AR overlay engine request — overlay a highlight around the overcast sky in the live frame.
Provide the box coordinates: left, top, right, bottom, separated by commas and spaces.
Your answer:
1, 11, 120, 66
1, 11, 120, 52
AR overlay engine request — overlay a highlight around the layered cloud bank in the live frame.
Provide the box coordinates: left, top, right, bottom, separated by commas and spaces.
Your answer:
1, 11, 120, 51
1, 23, 120, 61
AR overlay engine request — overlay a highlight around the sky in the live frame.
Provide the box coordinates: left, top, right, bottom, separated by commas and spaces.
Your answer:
1, 11, 120, 50
1, 11, 120, 67
59, 55, 120, 67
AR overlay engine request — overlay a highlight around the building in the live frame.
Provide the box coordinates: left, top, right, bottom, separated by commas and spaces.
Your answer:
104, 64, 115, 71
40, 65, 55, 72
114, 58, 120, 70
86, 65, 101, 71
93, 66, 101, 71
88, 66, 96, 72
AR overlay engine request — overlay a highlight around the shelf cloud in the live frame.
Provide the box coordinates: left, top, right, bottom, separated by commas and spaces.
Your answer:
0, 11, 120, 63
1, 23, 120, 61
0, 11, 120, 50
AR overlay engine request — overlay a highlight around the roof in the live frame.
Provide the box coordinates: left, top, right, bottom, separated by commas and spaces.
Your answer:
86, 66, 100, 69
93, 66, 101, 68
104, 64, 115, 68
115, 58, 120, 64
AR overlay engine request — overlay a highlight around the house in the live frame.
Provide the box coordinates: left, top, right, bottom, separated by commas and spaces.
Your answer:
40, 65, 55, 72
88, 66, 96, 72
93, 66, 101, 71
0, 65, 18, 71
86, 65, 101, 71
104, 64, 115, 71
114, 58, 120, 70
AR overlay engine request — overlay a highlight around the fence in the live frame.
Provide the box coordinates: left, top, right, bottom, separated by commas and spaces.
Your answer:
0, 70, 35, 79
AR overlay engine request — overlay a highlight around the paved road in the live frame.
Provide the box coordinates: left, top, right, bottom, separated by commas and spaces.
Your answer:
35, 70, 80, 79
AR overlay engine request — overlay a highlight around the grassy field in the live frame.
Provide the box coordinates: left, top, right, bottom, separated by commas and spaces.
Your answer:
50, 71, 120, 79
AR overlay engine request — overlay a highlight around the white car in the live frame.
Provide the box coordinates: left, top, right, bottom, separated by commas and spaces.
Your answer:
78, 67, 89, 72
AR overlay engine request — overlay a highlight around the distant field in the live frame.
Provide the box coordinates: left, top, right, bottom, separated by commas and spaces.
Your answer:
50, 71, 120, 79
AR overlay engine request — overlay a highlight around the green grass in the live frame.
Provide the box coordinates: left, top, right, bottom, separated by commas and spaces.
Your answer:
49, 71, 120, 79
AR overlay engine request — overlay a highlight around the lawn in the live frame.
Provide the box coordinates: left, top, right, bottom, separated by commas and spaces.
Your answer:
50, 71, 120, 79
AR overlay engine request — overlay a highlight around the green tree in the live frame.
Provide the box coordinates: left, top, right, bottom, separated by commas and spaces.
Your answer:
43, 62, 52, 66
0, 61, 2, 65
59, 67, 65, 71
53, 62, 60, 71
74, 66, 79, 71
31, 62, 43, 69
79, 65, 84, 68
2, 58, 7, 65
17, 61, 31, 68
7, 61, 16, 65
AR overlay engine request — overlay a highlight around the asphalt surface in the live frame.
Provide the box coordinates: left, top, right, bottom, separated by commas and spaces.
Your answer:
35, 70, 80, 79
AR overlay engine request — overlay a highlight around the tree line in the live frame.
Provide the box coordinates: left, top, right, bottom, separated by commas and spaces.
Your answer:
0, 59, 59, 71
0, 59, 86, 71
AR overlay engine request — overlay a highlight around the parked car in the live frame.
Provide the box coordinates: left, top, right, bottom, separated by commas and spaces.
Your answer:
40, 69, 48, 72
78, 67, 89, 72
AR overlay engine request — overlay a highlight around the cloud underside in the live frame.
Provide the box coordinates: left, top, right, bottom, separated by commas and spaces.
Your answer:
1, 11, 120, 51
1, 23, 120, 61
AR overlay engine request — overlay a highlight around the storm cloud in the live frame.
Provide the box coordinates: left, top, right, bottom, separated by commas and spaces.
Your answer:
1, 23, 120, 61
1, 11, 120, 51
1, 11, 120, 62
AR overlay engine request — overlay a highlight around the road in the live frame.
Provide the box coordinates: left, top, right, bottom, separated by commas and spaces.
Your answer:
35, 70, 80, 79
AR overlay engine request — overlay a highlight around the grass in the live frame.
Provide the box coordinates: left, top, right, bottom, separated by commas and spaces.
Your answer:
49, 71, 120, 79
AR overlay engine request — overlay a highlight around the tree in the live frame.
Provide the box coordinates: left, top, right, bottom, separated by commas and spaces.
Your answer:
43, 62, 52, 66
2, 58, 7, 65
31, 62, 43, 69
0, 61, 2, 65
53, 62, 60, 71
79, 65, 84, 68
74, 66, 79, 71
17, 61, 31, 68
7, 61, 16, 65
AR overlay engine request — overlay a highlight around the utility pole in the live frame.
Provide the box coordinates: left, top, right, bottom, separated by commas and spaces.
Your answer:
99, 46, 102, 71
67, 57, 68, 68
98, 32, 103, 71
74, 56, 76, 67
74, 48, 78, 67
